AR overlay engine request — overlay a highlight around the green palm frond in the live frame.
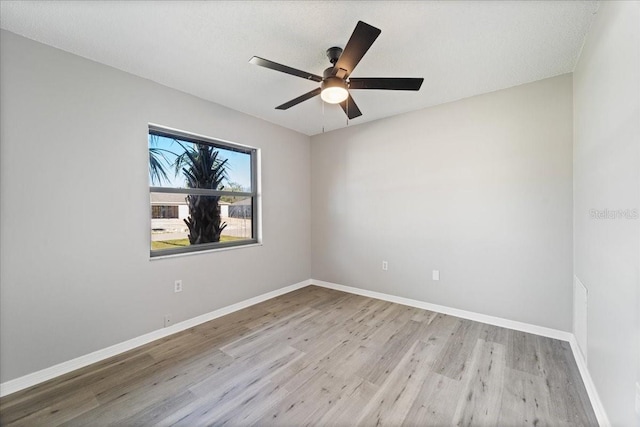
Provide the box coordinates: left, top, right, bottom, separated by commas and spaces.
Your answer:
149, 147, 170, 185
174, 142, 228, 190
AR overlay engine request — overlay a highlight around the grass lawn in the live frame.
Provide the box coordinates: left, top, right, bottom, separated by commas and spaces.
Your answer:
152, 235, 245, 250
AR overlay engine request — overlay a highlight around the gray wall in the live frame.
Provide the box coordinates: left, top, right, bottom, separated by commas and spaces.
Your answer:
573, 2, 640, 426
3, 10, 638, 424
0, 31, 311, 383
311, 74, 574, 331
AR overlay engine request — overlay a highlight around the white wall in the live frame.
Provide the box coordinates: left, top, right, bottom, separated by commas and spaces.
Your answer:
179, 204, 189, 220
573, 2, 640, 426
311, 74, 574, 331
0, 31, 311, 383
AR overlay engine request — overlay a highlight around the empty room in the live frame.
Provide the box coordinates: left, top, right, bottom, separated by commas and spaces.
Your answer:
0, 1, 638, 426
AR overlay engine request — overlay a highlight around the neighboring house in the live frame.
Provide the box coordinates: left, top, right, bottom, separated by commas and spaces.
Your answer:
229, 197, 252, 219
150, 193, 229, 219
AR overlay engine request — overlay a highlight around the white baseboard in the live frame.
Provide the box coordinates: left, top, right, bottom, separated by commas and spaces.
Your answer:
311, 279, 572, 341
311, 279, 610, 426
0, 279, 311, 398
568, 335, 611, 427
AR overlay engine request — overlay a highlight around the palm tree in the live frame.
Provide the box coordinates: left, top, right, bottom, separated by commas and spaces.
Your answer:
175, 143, 229, 244
149, 147, 170, 185
148, 134, 180, 186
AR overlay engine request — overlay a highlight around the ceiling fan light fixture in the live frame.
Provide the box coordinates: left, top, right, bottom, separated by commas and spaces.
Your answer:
320, 77, 349, 104
251, 21, 422, 120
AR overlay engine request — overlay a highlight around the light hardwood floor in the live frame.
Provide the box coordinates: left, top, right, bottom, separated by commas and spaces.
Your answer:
0, 285, 598, 426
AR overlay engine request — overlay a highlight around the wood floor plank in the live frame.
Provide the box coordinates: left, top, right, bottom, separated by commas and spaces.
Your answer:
274, 329, 364, 393
254, 369, 364, 426
497, 368, 558, 427
452, 339, 506, 426
220, 307, 318, 357
0, 353, 155, 422
356, 319, 422, 385
189, 344, 303, 399
287, 317, 351, 353
432, 318, 483, 380
357, 339, 439, 425
402, 372, 465, 426
90, 344, 232, 405
352, 299, 395, 327
156, 344, 302, 426
480, 322, 510, 346
507, 330, 544, 377
202, 380, 290, 426
410, 307, 438, 323
269, 321, 359, 393
2, 389, 98, 427
414, 311, 460, 342
327, 341, 376, 381
313, 378, 378, 426
169, 379, 288, 426
112, 389, 197, 427
0, 286, 598, 427
60, 350, 233, 426
537, 336, 598, 426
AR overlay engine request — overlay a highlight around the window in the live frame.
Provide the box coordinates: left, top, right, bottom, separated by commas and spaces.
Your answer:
151, 205, 178, 219
148, 125, 259, 257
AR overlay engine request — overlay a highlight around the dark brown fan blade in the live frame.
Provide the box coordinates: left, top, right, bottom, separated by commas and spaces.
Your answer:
349, 77, 424, 91
275, 88, 322, 110
339, 94, 363, 119
250, 57, 322, 82
333, 21, 381, 78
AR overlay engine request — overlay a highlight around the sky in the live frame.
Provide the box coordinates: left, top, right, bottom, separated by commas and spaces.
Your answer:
149, 134, 252, 190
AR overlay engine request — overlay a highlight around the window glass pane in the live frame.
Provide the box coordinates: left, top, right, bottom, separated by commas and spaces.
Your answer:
221, 196, 253, 241
151, 192, 189, 250
150, 192, 253, 252
149, 134, 252, 192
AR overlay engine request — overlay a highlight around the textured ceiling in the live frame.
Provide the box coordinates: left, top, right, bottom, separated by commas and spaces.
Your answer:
0, 1, 599, 136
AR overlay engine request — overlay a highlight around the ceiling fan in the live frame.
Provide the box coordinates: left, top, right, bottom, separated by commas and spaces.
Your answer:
249, 21, 424, 119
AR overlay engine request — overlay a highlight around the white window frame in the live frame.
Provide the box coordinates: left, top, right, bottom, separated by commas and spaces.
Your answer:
149, 124, 260, 257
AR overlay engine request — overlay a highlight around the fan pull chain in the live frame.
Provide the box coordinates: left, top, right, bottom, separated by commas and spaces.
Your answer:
322, 100, 325, 133
346, 97, 349, 126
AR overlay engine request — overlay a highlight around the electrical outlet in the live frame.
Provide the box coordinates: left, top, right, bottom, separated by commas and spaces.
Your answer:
164, 314, 172, 328
382, 261, 388, 271
432, 270, 440, 281
174, 280, 183, 293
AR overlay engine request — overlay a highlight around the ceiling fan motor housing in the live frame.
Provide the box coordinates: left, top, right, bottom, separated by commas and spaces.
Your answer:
326, 46, 343, 64
322, 68, 348, 86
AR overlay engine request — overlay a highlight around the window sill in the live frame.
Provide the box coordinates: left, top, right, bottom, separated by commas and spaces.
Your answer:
149, 242, 263, 261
